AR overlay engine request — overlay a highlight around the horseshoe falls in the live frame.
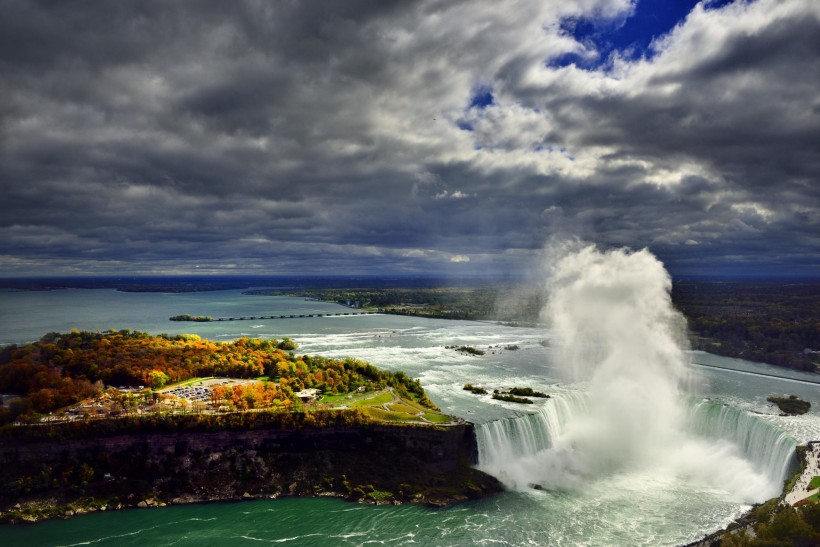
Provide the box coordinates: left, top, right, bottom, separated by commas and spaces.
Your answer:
476, 394, 797, 502
686, 400, 798, 493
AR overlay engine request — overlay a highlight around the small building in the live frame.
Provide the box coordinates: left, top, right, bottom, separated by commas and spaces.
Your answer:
296, 388, 320, 403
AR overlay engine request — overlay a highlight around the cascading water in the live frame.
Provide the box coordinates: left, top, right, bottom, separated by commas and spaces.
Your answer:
687, 400, 797, 489
476, 391, 587, 486
475, 243, 797, 504
476, 396, 797, 500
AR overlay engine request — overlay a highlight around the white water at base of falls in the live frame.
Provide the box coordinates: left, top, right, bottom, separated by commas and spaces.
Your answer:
475, 392, 797, 504
686, 400, 797, 492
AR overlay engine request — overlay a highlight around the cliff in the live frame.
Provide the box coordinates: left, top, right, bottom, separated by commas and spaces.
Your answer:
0, 422, 502, 523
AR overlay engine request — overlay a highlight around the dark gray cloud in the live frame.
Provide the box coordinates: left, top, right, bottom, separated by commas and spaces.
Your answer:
1, 0, 818, 278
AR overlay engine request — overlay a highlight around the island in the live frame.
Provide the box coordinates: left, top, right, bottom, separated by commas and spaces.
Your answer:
0, 330, 502, 523
767, 395, 812, 416
462, 384, 550, 404
169, 314, 213, 322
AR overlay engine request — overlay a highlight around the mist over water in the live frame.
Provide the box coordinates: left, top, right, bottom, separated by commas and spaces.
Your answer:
479, 244, 785, 502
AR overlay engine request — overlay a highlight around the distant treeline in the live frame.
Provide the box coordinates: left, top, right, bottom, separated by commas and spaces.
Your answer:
255, 281, 819, 373
672, 281, 818, 372
245, 285, 544, 322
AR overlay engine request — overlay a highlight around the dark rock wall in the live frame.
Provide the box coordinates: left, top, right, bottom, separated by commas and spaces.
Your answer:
0, 423, 497, 516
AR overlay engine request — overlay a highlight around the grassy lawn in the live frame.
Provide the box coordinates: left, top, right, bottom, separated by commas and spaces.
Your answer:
398, 398, 431, 412
320, 392, 355, 405
360, 407, 421, 423
810, 476, 820, 490
350, 391, 394, 408
162, 377, 215, 390
423, 412, 454, 424
388, 401, 419, 415
320, 388, 457, 425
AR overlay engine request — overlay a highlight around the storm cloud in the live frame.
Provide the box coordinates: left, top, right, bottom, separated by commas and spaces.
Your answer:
1, 0, 818, 277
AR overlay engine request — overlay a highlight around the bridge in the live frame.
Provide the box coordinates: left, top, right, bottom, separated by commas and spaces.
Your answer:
213, 311, 379, 321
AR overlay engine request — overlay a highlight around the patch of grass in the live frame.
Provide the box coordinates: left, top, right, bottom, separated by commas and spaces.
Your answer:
423, 413, 453, 424
810, 476, 820, 490
396, 398, 430, 412
350, 392, 393, 408
388, 402, 420, 415
320, 393, 355, 404
163, 377, 214, 390
360, 407, 420, 423
366, 489, 393, 501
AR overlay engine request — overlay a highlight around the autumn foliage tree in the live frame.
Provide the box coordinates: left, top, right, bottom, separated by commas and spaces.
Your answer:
0, 330, 435, 423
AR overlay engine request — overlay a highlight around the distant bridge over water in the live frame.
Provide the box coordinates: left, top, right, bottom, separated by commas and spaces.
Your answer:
213, 312, 379, 322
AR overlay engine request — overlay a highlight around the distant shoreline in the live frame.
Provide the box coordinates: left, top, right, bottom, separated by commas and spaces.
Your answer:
690, 360, 820, 385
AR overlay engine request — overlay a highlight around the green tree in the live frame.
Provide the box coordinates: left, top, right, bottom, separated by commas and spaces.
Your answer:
148, 370, 170, 389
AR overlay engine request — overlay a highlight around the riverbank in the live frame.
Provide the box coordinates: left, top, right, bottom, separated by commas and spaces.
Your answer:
0, 421, 502, 525
784, 441, 820, 505
684, 441, 820, 546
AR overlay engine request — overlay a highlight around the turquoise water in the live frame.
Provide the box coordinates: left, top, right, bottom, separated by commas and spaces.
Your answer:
1, 289, 818, 546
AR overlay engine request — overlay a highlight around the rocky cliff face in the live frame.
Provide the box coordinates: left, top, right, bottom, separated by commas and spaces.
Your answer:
0, 423, 502, 523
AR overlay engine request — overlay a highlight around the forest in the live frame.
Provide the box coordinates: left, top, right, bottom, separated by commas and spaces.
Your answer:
0, 330, 434, 425
672, 281, 819, 372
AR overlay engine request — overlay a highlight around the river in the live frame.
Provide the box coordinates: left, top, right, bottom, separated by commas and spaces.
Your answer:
0, 288, 818, 546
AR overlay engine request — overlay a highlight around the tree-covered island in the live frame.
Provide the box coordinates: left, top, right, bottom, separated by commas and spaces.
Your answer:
767, 395, 811, 416
169, 314, 213, 322
0, 330, 501, 523
462, 384, 550, 404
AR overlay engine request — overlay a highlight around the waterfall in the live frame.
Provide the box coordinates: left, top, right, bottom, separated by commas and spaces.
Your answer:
474, 244, 798, 502
475, 391, 586, 468
474, 391, 591, 489
475, 394, 797, 500
687, 400, 798, 486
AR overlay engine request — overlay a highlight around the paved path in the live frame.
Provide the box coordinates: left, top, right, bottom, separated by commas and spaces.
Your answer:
784, 441, 820, 505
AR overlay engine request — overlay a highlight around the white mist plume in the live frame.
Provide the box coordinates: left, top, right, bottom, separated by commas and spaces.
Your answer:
545, 243, 691, 468
480, 242, 783, 503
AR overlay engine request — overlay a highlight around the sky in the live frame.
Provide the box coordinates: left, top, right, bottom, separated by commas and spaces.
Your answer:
1, 0, 818, 279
